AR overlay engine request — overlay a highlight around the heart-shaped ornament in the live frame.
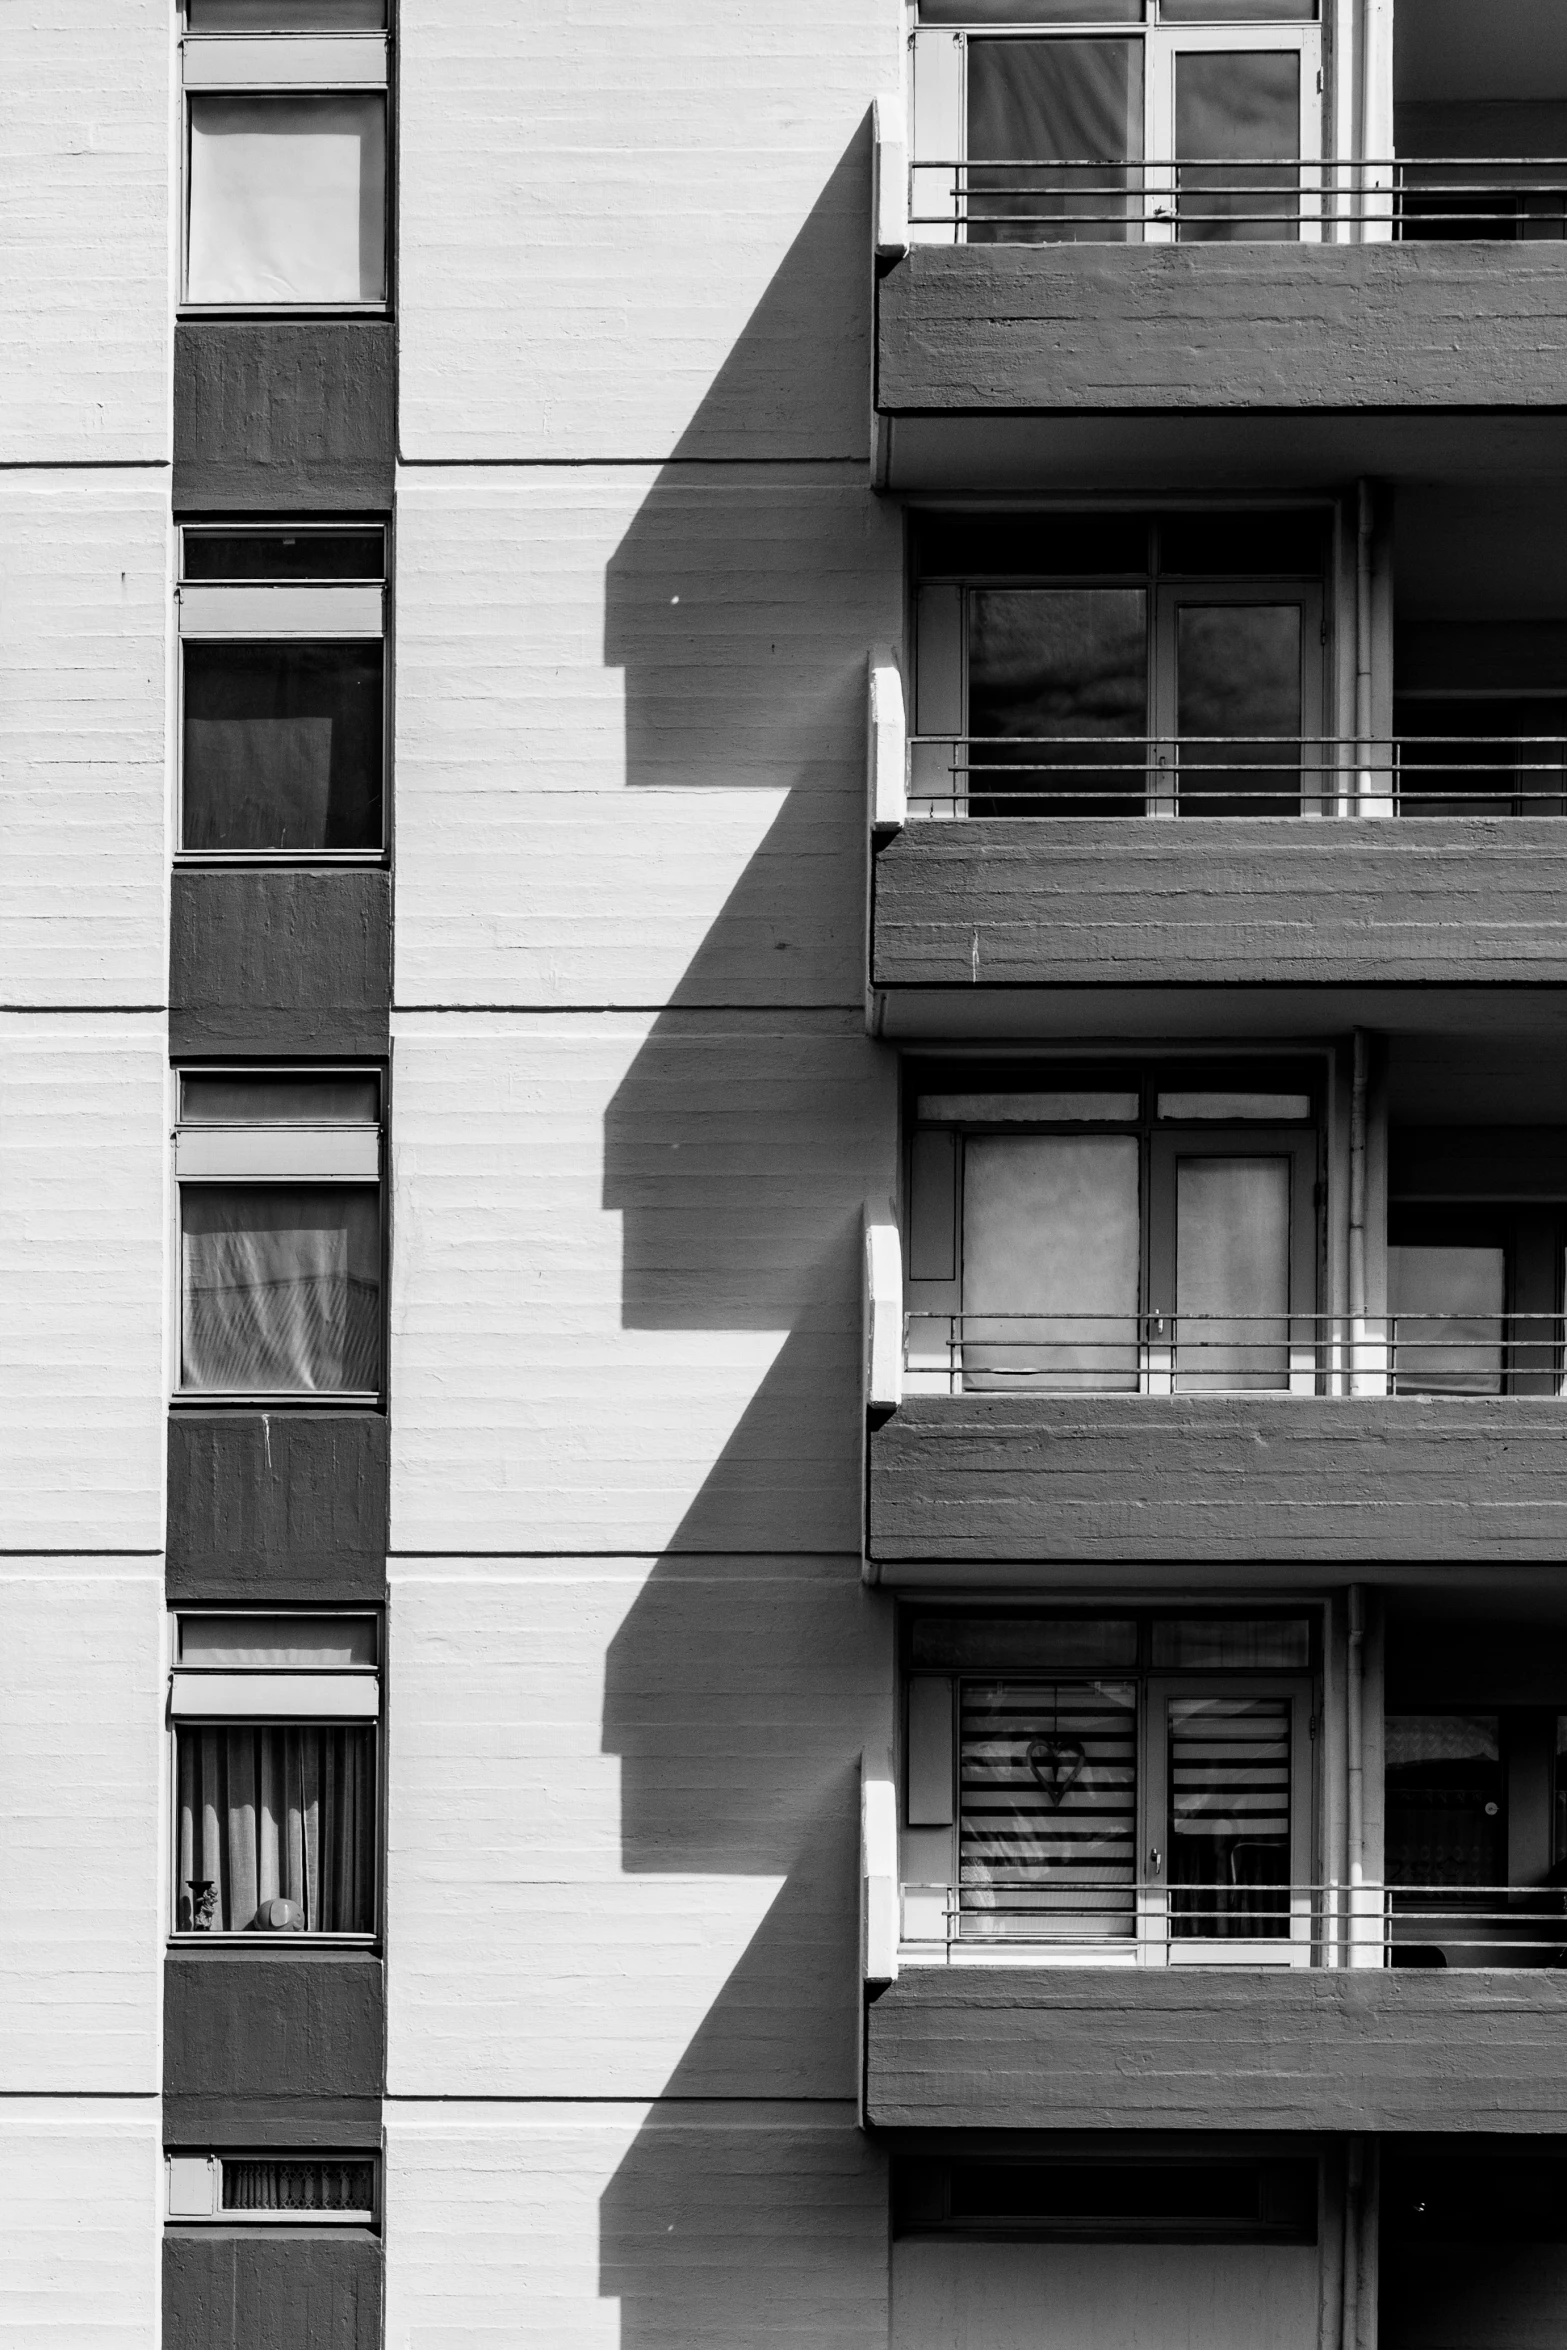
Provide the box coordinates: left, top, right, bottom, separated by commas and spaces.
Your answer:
1027, 1735, 1086, 1807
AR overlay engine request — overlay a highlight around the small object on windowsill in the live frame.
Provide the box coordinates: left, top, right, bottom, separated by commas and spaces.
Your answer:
189, 1879, 219, 1932
251, 1897, 304, 1933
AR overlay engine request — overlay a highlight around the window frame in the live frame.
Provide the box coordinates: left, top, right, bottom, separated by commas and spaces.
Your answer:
179, 11, 393, 317
166, 2148, 381, 2228
168, 1609, 384, 1948
171, 1062, 387, 1408
176, 522, 391, 865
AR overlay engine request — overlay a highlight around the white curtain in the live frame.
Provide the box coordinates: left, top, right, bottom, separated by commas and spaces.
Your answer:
181, 1185, 380, 1392
188, 94, 386, 303
176, 1724, 374, 1933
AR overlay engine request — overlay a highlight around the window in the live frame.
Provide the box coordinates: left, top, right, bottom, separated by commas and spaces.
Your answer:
910, 2, 1321, 247
910, 511, 1326, 816
178, 525, 387, 857
182, 6, 389, 308
894, 2154, 1318, 2242
1387, 1206, 1566, 1396
171, 1614, 379, 1939
905, 1061, 1321, 1391
1392, 695, 1567, 817
175, 1070, 384, 1400
167, 2151, 378, 2224
903, 1611, 1315, 1959
1386, 1707, 1567, 1966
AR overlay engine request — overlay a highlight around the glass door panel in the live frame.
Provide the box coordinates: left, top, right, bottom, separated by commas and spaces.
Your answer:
1173, 1155, 1291, 1390
1171, 599, 1305, 815
1144, 1680, 1311, 1962
959, 1678, 1139, 1940
963, 1134, 1140, 1389
967, 38, 1144, 243
967, 586, 1149, 815
1174, 49, 1300, 241
1387, 1245, 1506, 1395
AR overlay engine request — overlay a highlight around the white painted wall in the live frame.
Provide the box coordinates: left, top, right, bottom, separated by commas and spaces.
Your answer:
893, 2239, 1322, 2350
387, 1009, 896, 1555
386, 1556, 888, 2098
0, 1564, 163, 2090
0, 1014, 167, 1552
383, 2103, 887, 2350
392, 466, 901, 1010
396, 1, 898, 460
0, 0, 170, 463
0, 478, 170, 1008
0, 2101, 160, 2349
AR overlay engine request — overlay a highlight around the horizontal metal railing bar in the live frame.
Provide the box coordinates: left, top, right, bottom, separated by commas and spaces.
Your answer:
907, 158, 1567, 234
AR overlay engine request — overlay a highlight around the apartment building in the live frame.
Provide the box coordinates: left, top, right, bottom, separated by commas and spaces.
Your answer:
5, 0, 1567, 2344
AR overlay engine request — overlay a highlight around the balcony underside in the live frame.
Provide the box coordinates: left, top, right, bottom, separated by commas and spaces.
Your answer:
872, 818, 1567, 994
868, 1395, 1567, 1567
865, 1966, 1567, 2133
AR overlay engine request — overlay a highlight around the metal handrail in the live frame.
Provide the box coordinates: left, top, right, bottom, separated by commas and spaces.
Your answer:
901, 1879, 1567, 1963
906, 734, 1567, 816
902, 1311, 1565, 1398
908, 155, 1567, 238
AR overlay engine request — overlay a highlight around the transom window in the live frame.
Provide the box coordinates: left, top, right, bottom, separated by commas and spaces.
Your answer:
905, 1061, 1321, 1391
911, 3, 1322, 246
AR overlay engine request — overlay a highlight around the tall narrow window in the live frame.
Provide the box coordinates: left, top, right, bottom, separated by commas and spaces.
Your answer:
175, 1070, 383, 1399
960, 1679, 1139, 1938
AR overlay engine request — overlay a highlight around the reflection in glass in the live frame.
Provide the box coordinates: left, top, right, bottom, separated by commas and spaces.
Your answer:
1386, 1716, 1502, 1891
187, 93, 387, 303
967, 39, 1143, 244
183, 642, 383, 851
1175, 50, 1299, 242
1168, 1696, 1291, 1937
968, 587, 1148, 814
181, 1185, 381, 1392
961, 1680, 1139, 1938
1388, 1245, 1505, 1395
1151, 1617, 1310, 1670
1174, 1156, 1291, 1390
1175, 603, 1303, 814
964, 1135, 1141, 1390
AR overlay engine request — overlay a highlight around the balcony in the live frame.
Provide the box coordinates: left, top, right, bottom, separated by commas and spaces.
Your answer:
866, 665, 1567, 1009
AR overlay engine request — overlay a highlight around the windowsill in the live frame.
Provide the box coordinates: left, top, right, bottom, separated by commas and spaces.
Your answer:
174, 851, 388, 868
171, 1392, 383, 1409
178, 303, 390, 321
169, 1934, 378, 1952
165, 2212, 378, 2229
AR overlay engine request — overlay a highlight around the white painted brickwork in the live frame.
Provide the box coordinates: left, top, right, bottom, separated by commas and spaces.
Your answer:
0, 1566, 163, 2090
388, 1009, 895, 1555
0, 479, 170, 1008
392, 466, 901, 1009
397, 1, 898, 460
383, 2103, 887, 2350
0, 1015, 167, 1551
386, 1557, 888, 2097
0, 2105, 159, 2348
0, 0, 170, 463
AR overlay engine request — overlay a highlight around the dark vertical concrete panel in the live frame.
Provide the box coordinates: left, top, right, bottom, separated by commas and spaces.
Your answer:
167, 1412, 388, 1602
170, 870, 391, 1058
163, 2232, 382, 2350
173, 323, 396, 512
164, 1954, 384, 2140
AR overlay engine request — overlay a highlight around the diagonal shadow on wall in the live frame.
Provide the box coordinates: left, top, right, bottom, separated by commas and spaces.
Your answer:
592, 114, 900, 2350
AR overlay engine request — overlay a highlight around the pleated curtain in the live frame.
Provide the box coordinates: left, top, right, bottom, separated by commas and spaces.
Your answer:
177, 1725, 374, 1932
182, 1187, 381, 1392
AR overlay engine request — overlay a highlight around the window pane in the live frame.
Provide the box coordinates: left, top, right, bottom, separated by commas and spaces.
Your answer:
175, 1723, 375, 1932
964, 1135, 1141, 1389
968, 587, 1148, 815
183, 528, 384, 582
911, 1617, 1140, 1670
1175, 603, 1303, 815
188, 93, 386, 303
1386, 1716, 1503, 1889
1163, 0, 1314, 18
1174, 1155, 1291, 1390
1388, 1245, 1505, 1395
183, 642, 383, 853
915, 511, 1150, 578
1158, 1091, 1310, 1120
1394, 696, 1567, 819
180, 1616, 376, 1667
920, 1091, 1140, 1123
960, 1680, 1139, 1938
1151, 1618, 1310, 1669
967, 39, 1144, 245
1175, 51, 1300, 243
181, 1185, 381, 1392
189, 0, 385, 23
924, 0, 1142, 19
181, 1073, 379, 1124
1168, 1696, 1292, 1936
1158, 511, 1325, 577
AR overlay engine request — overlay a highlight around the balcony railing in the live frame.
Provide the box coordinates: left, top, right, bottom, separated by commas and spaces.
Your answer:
904, 736, 1567, 819
905, 158, 1567, 244
900, 1881, 1567, 1967
903, 1312, 1567, 1399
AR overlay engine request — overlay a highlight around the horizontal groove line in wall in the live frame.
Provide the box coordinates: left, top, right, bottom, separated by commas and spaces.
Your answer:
394, 455, 869, 469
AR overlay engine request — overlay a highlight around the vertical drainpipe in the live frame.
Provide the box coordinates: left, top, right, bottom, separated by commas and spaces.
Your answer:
1349, 1028, 1369, 1389
1347, 1583, 1367, 1964
1341, 2135, 1364, 2349
1355, 481, 1375, 806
